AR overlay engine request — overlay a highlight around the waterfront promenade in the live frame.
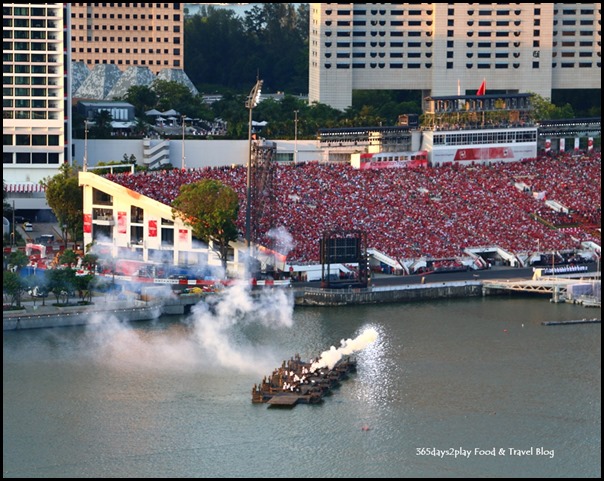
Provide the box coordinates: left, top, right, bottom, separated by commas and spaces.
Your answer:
3, 297, 162, 330
4, 265, 599, 329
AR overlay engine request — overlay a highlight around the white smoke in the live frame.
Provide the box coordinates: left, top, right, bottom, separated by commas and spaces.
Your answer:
190, 280, 294, 374
87, 313, 205, 372
310, 328, 379, 372
85, 280, 295, 376
267, 226, 295, 258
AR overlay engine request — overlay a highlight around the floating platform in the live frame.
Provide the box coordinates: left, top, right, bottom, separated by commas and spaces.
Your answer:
252, 354, 356, 407
541, 318, 601, 326
266, 393, 323, 407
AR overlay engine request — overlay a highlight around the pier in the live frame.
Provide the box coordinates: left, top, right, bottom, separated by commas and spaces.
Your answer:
3, 300, 162, 330
481, 272, 600, 302
542, 318, 601, 326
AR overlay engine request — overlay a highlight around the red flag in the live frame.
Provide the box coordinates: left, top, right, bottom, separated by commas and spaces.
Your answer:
476, 79, 486, 96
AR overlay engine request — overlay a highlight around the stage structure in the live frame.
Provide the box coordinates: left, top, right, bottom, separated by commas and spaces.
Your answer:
422, 93, 533, 128
249, 139, 277, 252
319, 230, 368, 289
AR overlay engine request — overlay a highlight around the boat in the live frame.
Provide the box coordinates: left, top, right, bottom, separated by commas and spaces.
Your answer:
579, 296, 601, 308
252, 353, 357, 407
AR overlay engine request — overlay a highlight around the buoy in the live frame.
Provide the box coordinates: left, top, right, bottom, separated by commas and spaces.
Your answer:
503, 329, 508, 333
361, 425, 371, 431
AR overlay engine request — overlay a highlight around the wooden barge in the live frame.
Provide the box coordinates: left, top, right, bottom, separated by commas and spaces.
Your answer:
252, 353, 357, 407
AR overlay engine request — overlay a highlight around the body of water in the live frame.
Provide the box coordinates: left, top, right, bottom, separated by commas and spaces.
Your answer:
3, 290, 601, 477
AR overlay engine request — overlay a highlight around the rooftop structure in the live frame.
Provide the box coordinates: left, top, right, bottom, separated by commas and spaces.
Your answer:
74, 64, 123, 100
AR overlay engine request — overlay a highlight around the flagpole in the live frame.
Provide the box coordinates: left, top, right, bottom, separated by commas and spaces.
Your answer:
457, 79, 461, 122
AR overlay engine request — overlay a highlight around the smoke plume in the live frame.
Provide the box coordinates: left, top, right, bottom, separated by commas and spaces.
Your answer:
310, 328, 378, 372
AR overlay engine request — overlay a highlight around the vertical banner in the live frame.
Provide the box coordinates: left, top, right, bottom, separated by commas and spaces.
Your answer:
148, 220, 157, 237
574, 137, 580, 152
544, 139, 551, 153
83, 214, 92, 234
587, 137, 594, 152
117, 211, 127, 234
178, 229, 188, 242
559, 138, 565, 152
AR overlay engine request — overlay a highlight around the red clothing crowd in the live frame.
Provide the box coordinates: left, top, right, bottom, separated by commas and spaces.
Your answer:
105, 152, 601, 264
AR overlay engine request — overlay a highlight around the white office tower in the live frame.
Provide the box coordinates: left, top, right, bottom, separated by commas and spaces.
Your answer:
3, 3, 72, 211
309, 3, 601, 110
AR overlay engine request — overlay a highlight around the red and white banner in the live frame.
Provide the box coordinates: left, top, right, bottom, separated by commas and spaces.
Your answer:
559, 138, 565, 152
574, 137, 580, 152
453, 147, 515, 162
117, 211, 127, 234
83, 214, 92, 234
178, 229, 188, 242
587, 137, 594, 152
148, 220, 157, 237
544, 139, 551, 152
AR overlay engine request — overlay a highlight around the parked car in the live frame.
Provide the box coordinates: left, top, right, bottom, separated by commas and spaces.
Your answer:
23, 222, 33, 232
39, 234, 55, 244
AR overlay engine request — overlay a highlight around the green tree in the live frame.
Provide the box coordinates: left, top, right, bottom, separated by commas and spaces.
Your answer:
46, 268, 76, 305
171, 179, 239, 272
90, 109, 114, 139
121, 85, 158, 117
7, 250, 29, 270
3, 180, 13, 221
82, 253, 99, 272
243, 4, 308, 94
3, 270, 26, 307
58, 249, 78, 267
186, 7, 251, 91
40, 164, 83, 248
185, 4, 309, 94
529, 93, 575, 122
74, 274, 94, 303
152, 79, 196, 114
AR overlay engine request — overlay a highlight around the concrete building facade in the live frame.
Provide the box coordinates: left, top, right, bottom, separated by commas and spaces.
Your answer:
70, 3, 184, 75
3, 3, 72, 210
309, 3, 602, 110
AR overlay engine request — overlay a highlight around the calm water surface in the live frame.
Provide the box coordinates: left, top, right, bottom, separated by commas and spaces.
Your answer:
3, 291, 601, 478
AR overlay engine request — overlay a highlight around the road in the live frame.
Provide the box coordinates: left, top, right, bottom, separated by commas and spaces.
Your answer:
294, 264, 599, 289
13, 222, 66, 250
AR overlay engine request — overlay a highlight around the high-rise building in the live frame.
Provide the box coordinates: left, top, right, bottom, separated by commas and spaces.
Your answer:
309, 3, 601, 110
70, 3, 184, 75
3, 3, 72, 212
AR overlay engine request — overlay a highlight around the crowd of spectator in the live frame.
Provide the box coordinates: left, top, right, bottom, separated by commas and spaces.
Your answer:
105, 151, 601, 265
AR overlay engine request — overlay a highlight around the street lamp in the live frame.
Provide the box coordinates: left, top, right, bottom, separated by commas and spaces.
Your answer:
83, 120, 89, 172
245, 78, 263, 249
294, 110, 299, 164
181, 114, 186, 170
11, 200, 15, 247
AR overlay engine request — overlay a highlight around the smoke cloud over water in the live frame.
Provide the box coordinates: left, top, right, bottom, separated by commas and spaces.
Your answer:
310, 328, 379, 372
189, 281, 294, 374
85, 281, 295, 376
